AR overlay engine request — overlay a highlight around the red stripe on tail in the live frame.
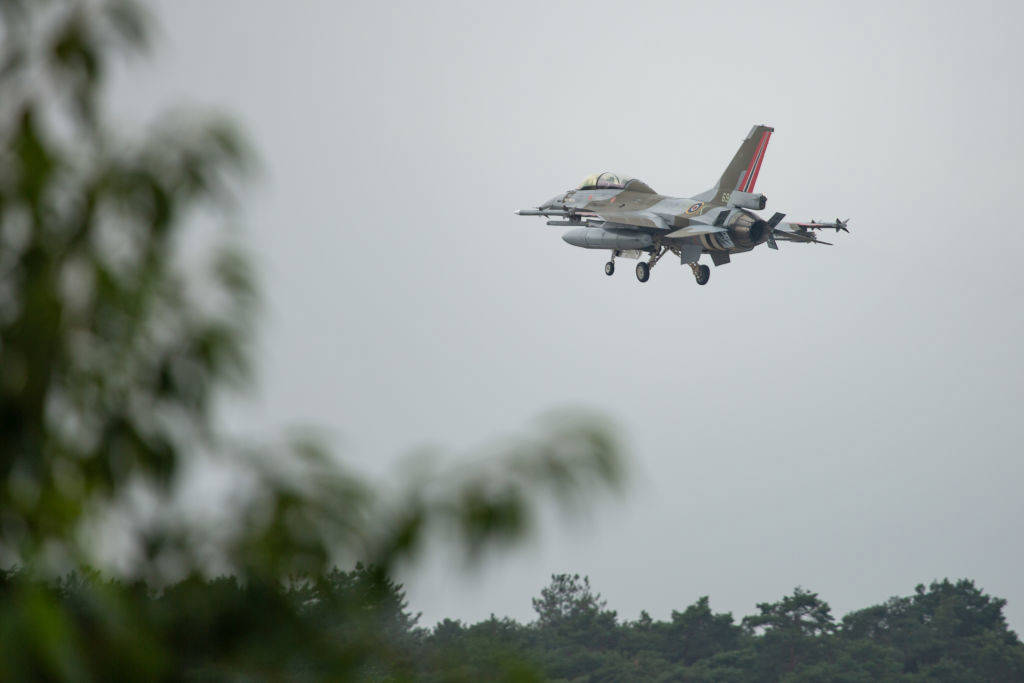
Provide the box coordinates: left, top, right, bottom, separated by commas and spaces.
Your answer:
746, 130, 771, 192
740, 130, 771, 193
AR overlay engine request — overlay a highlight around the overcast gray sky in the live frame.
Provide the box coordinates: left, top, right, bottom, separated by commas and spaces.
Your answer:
114, 0, 1024, 630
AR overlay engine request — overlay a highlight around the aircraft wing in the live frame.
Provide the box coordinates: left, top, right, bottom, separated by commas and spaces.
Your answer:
584, 208, 669, 231
591, 209, 729, 238
592, 218, 727, 241
517, 207, 671, 233
517, 203, 749, 241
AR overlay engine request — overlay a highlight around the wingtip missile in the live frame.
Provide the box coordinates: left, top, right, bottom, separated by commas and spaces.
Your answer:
800, 218, 849, 234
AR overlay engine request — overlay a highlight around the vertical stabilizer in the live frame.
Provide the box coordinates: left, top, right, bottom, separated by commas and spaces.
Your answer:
695, 125, 774, 203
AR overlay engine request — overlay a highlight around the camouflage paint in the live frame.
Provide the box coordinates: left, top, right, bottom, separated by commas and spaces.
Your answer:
519, 125, 846, 265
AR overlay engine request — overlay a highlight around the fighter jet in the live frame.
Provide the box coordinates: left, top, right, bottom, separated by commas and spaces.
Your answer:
515, 125, 848, 286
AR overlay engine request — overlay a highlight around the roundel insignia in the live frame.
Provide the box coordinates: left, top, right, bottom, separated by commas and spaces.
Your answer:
684, 201, 705, 216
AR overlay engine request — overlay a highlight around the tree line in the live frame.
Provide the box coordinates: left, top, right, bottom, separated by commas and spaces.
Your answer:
3, 567, 1022, 681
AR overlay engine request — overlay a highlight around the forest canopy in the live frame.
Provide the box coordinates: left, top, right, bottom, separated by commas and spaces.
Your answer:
3, 568, 1022, 681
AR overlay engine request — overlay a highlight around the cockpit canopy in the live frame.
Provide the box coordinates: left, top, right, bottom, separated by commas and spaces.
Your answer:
577, 172, 656, 194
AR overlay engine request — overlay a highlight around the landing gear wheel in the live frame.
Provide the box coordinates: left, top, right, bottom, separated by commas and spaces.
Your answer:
695, 264, 711, 286
635, 262, 650, 283
605, 261, 615, 276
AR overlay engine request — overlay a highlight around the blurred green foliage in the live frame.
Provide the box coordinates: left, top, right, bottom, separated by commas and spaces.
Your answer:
0, 0, 255, 562
0, 1, 623, 678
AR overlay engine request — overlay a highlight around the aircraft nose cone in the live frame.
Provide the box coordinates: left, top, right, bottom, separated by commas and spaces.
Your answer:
540, 194, 566, 210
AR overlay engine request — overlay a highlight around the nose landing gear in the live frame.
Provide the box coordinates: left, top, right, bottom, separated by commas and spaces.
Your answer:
605, 250, 620, 276
634, 247, 667, 283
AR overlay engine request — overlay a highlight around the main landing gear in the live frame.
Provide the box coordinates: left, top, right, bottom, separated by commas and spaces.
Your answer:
605, 248, 711, 286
